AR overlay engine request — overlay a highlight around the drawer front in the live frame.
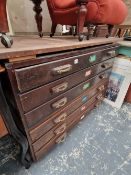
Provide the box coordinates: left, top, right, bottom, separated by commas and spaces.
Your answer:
32, 123, 67, 153
29, 86, 107, 142
25, 70, 110, 128
15, 47, 116, 92
33, 97, 101, 153
34, 100, 100, 161
22, 69, 110, 113
20, 58, 114, 112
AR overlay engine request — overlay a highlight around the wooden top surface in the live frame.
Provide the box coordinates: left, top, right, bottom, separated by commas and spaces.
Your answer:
117, 41, 131, 47
0, 36, 122, 60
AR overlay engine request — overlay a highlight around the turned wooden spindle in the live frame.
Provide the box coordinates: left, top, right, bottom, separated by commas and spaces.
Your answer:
76, 0, 88, 41
30, 0, 44, 37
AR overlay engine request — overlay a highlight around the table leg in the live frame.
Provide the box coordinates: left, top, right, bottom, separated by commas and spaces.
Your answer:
30, 0, 44, 37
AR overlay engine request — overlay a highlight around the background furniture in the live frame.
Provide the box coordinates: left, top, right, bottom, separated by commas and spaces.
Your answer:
0, 0, 13, 48
46, 0, 127, 41
112, 25, 131, 38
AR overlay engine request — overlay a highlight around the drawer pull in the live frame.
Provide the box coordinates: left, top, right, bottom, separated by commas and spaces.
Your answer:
97, 85, 105, 91
107, 50, 116, 57
99, 74, 106, 79
54, 113, 67, 124
52, 97, 67, 109
52, 64, 72, 75
96, 94, 104, 100
56, 133, 67, 144
54, 124, 66, 135
101, 63, 112, 69
51, 82, 68, 94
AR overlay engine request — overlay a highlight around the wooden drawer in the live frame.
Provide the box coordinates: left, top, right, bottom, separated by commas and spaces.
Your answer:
34, 100, 100, 160
20, 58, 114, 112
32, 123, 66, 153
14, 47, 116, 92
32, 94, 102, 153
0, 114, 8, 138
29, 86, 107, 142
22, 69, 110, 113
25, 70, 110, 128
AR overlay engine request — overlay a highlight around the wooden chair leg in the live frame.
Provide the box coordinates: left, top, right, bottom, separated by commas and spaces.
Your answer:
106, 24, 114, 38
77, 4, 87, 41
86, 24, 95, 40
50, 23, 57, 37
31, 0, 44, 38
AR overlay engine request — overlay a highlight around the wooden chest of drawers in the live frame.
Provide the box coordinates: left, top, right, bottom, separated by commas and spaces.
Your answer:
4, 43, 118, 163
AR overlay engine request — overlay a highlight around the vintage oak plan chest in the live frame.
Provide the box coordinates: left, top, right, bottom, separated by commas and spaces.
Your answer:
0, 37, 120, 167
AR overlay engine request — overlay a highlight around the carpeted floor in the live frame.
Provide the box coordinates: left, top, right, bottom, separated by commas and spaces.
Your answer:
0, 102, 131, 175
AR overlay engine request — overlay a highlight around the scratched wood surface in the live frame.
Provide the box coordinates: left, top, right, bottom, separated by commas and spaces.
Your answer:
0, 36, 122, 61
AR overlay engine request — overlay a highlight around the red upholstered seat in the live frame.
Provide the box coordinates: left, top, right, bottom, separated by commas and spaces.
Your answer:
52, 0, 76, 9
47, 0, 128, 41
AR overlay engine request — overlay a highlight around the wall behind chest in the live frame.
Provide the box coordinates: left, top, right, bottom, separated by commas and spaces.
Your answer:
124, 0, 131, 24
7, 0, 62, 35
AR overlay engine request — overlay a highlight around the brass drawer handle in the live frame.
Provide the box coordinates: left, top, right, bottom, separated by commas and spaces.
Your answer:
101, 63, 112, 69
96, 94, 104, 100
97, 85, 105, 91
54, 113, 67, 124
107, 50, 116, 57
99, 74, 106, 79
54, 123, 66, 135
52, 64, 72, 75
52, 97, 67, 109
51, 82, 68, 94
56, 133, 67, 144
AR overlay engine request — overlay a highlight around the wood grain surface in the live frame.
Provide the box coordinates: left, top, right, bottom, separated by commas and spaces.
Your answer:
0, 36, 122, 60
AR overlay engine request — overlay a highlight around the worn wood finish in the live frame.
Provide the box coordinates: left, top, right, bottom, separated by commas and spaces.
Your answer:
19, 58, 113, 112
29, 83, 107, 142
35, 100, 98, 160
0, 36, 121, 60
15, 47, 115, 92
26, 78, 108, 129
24, 70, 110, 126
0, 114, 8, 138
3, 41, 118, 163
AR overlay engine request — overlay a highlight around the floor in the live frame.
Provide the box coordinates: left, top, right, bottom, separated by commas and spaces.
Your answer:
0, 102, 131, 175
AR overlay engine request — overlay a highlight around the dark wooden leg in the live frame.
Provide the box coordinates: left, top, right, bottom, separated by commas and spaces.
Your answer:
30, 0, 44, 37
106, 24, 114, 38
50, 23, 57, 37
117, 28, 122, 38
87, 24, 95, 40
77, 3, 87, 41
